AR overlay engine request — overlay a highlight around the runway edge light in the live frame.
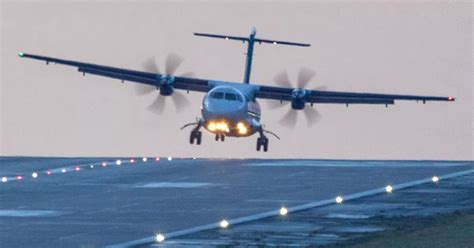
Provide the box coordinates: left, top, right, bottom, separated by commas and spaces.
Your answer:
279, 207, 288, 216
155, 233, 165, 243
220, 219, 229, 228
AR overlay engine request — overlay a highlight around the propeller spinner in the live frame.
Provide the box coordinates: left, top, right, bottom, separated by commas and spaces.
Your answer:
135, 54, 194, 114
269, 68, 326, 128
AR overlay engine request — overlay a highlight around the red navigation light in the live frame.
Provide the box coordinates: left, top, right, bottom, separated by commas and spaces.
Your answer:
102, 162, 107, 167
47, 171, 52, 175
448, 96, 455, 101
130, 159, 135, 163
75, 166, 81, 171
17, 175, 23, 180
155, 157, 160, 162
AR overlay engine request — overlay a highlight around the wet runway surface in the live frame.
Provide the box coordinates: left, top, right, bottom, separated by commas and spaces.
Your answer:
0, 157, 472, 247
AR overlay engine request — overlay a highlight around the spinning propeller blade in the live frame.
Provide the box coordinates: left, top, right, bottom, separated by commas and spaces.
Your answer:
137, 54, 193, 114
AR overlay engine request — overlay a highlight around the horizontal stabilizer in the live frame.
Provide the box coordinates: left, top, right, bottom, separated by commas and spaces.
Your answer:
193, 32, 310, 47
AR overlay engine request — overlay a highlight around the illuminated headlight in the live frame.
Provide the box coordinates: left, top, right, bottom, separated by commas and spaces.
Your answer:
207, 122, 229, 132
208, 122, 217, 131
237, 122, 248, 135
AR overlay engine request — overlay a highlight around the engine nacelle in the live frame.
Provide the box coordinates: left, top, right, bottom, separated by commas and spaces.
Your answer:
159, 75, 175, 96
291, 88, 306, 110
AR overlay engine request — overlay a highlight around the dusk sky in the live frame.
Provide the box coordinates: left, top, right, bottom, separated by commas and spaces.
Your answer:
1, 1, 472, 160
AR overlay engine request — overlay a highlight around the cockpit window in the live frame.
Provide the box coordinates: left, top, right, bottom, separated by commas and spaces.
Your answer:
236, 94, 243, 102
212, 92, 224, 99
225, 93, 237, 101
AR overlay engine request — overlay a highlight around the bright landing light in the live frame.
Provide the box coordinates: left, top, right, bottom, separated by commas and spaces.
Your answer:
220, 219, 229, 228
336, 196, 344, 204
432, 176, 439, 183
279, 207, 288, 216
142, 157, 148, 162
61, 169, 66, 173
237, 122, 248, 135
155, 233, 165, 243
32, 172, 38, 178
385, 185, 393, 193
167, 157, 172, 161
116, 160, 122, 165
1, 177, 7, 183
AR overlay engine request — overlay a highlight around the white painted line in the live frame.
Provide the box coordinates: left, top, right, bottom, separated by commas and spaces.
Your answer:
106, 169, 474, 248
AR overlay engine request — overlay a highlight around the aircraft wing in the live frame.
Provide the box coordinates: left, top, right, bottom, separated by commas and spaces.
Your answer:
18, 53, 211, 93
256, 85, 455, 105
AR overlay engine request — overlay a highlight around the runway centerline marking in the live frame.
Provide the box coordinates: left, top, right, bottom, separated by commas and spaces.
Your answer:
106, 169, 474, 248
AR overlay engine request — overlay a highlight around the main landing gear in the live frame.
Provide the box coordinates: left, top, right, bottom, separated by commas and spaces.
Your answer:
256, 129, 269, 152
190, 129, 202, 145
187, 121, 203, 145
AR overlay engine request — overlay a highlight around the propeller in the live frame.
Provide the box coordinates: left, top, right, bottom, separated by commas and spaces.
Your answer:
135, 54, 193, 113
269, 68, 325, 128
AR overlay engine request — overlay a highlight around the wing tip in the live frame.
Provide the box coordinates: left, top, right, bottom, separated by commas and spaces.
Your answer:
18, 52, 25, 57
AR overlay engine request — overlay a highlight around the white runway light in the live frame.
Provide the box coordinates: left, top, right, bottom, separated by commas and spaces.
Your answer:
1, 177, 7, 183
155, 233, 165, 243
279, 207, 288, 216
32, 172, 38, 178
385, 185, 393, 193
61, 169, 66, 173
116, 160, 122, 165
220, 219, 229, 228
336, 196, 344, 204
432, 176, 439, 183
142, 157, 148, 162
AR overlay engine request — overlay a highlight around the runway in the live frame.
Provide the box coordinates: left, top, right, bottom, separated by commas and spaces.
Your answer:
0, 157, 472, 247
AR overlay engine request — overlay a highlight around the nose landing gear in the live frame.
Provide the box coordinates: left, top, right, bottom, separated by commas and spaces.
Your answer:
215, 134, 225, 142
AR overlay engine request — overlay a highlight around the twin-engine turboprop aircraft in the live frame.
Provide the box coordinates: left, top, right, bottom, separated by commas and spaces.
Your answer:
19, 27, 454, 152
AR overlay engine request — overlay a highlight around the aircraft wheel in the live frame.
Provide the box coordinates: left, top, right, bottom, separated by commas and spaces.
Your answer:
190, 132, 195, 144
221, 135, 225, 142
196, 131, 202, 145
256, 137, 262, 151
215, 134, 219, 141
263, 138, 269, 152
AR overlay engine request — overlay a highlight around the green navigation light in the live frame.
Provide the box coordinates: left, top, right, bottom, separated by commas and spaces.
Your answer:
18, 52, 24, 57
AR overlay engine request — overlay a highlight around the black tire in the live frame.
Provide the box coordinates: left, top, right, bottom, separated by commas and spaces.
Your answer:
197, 132, 202, 145
263, 138, 269, 152
256, 138, 262, 151
215, 134, 219, 141
190, 132, 195, 144
221, 135, 225, 142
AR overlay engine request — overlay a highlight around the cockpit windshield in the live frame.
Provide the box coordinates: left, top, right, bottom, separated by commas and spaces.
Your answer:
211, 92, 243, 102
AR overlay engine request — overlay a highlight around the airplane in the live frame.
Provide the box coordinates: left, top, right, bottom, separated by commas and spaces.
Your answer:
18, 27, 455, 152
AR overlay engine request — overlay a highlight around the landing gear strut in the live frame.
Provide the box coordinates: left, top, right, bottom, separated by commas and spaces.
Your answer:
256, 128, 269, 152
